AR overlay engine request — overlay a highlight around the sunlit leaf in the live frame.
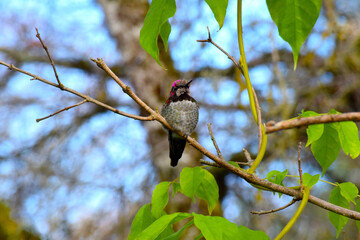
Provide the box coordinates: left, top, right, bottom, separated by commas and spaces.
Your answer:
266, 0, 322, 69
301, 173, 320, 188
196, 169, 219, 214
339, 182, 358, 204
238, 226, 270, 240
356, 199, 360, 232
311, 123, 341, 176
140, 0, 176, 67
128, 204, 156, 240
266, 169, 288, 197
136, 213, 190, 240
180, 167, 204, 201
328, 186, 349, 238
301, 110, 324, 147
151, 181, 171, 218
338, 121, 360, 159
204, 0, 229, 29
193, 214, 239, 240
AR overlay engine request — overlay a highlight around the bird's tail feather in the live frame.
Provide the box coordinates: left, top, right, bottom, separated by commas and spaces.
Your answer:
168, 131, 186, 167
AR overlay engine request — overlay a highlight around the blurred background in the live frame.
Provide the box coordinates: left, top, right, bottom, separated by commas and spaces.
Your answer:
1, 0, 360, 239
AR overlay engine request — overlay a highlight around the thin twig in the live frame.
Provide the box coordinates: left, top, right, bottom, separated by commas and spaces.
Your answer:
235, 161, 252, 166
35, 28, 64, 89
251, 199, 297, 215
36, 100, 88, 122
298, 142, 303, 193
265, 112, 360, 133
207, 123, 225, 161
242, 148, 253, 165
200, 159, 221, 167
197, 26, 244, 75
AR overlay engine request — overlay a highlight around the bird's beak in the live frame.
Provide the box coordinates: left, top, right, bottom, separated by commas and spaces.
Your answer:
185, 79, 194, 87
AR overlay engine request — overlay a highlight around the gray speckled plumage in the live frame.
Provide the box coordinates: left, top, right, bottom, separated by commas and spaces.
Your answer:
161, 100, 199, 136
161, 79, 199, 166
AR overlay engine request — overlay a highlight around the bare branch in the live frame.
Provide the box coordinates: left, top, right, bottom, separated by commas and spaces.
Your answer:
35, 28, 64, 89
207, 123, 225, 161
0, 60, 153, 121
90, 58, 159, 119
200, 159, 221, 167
36, 100, 88, 122
197, 26, 244, 75
251, 199, 297, 215
266, 112, 360, 133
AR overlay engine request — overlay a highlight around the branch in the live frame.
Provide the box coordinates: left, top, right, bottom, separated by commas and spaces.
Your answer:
265, 112, 360, 134
35, 28, 64, 89
0, 60, 153, 121
36, 100, 88, 122
207, 123, 225, 160
200, 159, 221, 167
251, 199, 297, 215
197, 26, 244, 75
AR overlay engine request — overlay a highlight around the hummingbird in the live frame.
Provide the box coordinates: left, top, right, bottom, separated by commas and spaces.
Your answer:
161, 79, 199, 167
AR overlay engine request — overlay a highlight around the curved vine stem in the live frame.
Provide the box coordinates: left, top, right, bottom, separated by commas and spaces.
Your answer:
275, 187, 310, 240
247, 124, 267, 173
237, 0, 257, 123
237, 0, 267, 173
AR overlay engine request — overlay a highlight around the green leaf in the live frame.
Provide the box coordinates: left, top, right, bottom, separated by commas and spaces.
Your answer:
162, 219, 194, 240
338, 121, 360, 159
180, 167, 219, 214
228, 161, 240, 168
339, 182, 358, 204
266, 0, 322, 69
136, 213, 191, 240
300, 110, 319, 118
128, 204, 156, 240
139, 0, 176, 66
266, 170, 288, 186
301, 110, 324, 147
329, 109, 341, 115
172, 182, 181, 198
193, 214, 239, 240
159, 21, 171, 51
301, 173, 320, 188
238, 226, 270, 240
311, 123, 341, 176
180, 167, 204, 201
151, 182, 171, 218
328, 186, 349, 238
196, 169, 219, 214
266, 169, 288, 197
356, 199, 360, 232
204, 0, 229, 29
193, 214, 269, 240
